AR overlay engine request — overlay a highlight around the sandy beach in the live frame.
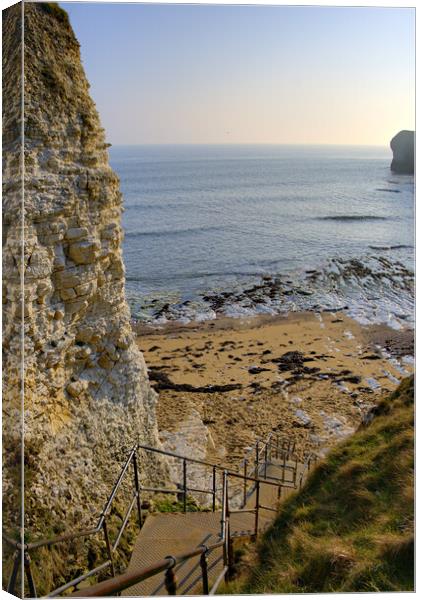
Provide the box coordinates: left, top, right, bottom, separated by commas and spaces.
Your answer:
135, 311, 414, 468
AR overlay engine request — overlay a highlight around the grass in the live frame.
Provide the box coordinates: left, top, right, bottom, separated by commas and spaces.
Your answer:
153, 495, 202, 513
4, 375, 413, 594
224, 376, 414, 593
40, 3, 70, 26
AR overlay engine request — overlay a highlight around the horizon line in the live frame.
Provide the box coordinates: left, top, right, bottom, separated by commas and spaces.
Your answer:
108, 141, 395, 147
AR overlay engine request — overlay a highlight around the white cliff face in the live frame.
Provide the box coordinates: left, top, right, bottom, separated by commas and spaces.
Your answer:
2, 3, 163, 533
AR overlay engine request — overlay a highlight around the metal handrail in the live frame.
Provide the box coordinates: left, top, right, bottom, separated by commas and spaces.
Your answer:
98, 446, 138, 523
70, 472, 232, 597
5, 438, 292, 552
4, 431, 310, 597
4, 445, 139, 552
73, 440, 304, 597
69, 540, 226, 597
47, 561, 112, 598
238, 433, 293, 465
137, 442, 238, 473
298, 451, 317, 489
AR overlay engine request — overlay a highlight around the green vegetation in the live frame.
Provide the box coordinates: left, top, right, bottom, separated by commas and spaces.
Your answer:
40, 3, 70, 25
226, 376, 414, 593
154, 495, 202, 513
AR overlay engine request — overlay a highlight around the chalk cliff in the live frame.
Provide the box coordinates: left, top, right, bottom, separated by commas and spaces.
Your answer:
390, 130, 415, 174
2, 2, 163, 534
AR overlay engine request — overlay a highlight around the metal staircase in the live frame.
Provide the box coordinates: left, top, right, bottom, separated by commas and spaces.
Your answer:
4, 434, 316, 597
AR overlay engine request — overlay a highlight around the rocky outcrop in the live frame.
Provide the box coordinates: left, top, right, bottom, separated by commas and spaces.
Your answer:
390, 130, 415, 174
2, 3, 164, 536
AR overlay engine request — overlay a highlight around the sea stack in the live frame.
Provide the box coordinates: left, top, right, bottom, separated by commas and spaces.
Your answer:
390, 130, 415, 174
2, 3, 164, 535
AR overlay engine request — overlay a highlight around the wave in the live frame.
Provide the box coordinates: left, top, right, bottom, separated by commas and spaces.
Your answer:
319, 215, 388, 222
127, 251, 414, 330
124, 225, 223, 239
127, 269, 265, 283
369, 244, 413, 251
124, 201, 192, 211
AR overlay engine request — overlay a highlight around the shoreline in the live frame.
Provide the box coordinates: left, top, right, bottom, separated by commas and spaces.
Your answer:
135, 310, 414, 473
127, 248, 414, 330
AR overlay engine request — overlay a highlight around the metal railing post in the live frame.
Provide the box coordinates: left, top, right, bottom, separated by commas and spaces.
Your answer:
243, 459, 248, 506
183, 459, 187, 513
132, 451, 142, 528
225, 473, 234, 582
254, 480, 260, 536
7, 550, 20, 595
220, 470, 227, 540
164, 556, 177, 595
102, 520, 115, 578
255, 440, 259, 480
282, 450, 287, 482
227, 523, 234, 581
24, 552, 37, 598
212, 466, 216, 512
264, 444, 268, 478
293, 457, 298, 487
200, 547, 209, 594
220, 470, 229, 580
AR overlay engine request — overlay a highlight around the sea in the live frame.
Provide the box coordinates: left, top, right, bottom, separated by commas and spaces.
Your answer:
109, 144, 414, 330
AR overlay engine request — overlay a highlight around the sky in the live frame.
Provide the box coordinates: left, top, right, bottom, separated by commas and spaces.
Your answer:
62, 2, 415, 146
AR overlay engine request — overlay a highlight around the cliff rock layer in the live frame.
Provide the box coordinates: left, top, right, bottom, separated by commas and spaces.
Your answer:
390, 130, 414, 175
2, 2, 163, 535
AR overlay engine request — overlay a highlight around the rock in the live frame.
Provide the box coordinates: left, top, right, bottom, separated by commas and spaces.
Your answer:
75, 326, 95, 343
65, 227, 89, 241
53, 245, 66, 270
45, 352, 61, 368
149, 368, 242, 393
75, 281, 96, 297
115, 335, 130, 350
98, 354, 114, 370
248, 366, 271, 374
66, 381, 88, 398
55, 271, 83, 289
68, 240, 98, 265
160, 409, 216, 508
320, 412, 354, 439
60, 287, 77, 301
390, 130, 414, 174
270, 350, 315, 373
65, 299, 89, 314
294, 409, 312, 427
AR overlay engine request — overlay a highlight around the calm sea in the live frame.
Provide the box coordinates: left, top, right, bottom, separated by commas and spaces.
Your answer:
109, 144, 414, 329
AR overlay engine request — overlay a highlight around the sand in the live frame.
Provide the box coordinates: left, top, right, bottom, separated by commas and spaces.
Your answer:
135, 312, 414, 469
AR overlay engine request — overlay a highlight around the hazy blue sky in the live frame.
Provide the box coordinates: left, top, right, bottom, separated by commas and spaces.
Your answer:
62, 2, 415, 146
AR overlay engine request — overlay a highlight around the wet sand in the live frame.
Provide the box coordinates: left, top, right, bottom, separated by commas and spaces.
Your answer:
135, 312, 414, 467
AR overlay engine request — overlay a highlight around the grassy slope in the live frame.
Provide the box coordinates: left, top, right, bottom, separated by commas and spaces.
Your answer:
229, 376, 414, 593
